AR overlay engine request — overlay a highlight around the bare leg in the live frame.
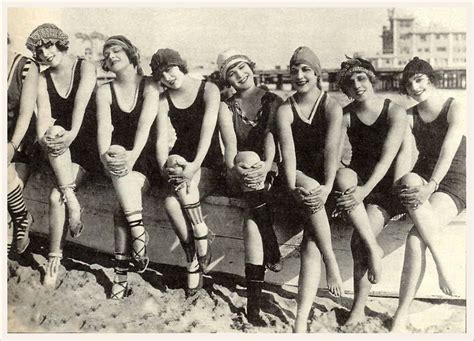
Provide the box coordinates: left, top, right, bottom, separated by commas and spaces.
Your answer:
296, 171, 342, 297
392, 173, 459, 331
345, 204, 388, 325
111, 210, 131, 299
168, 157, 212, 272
46, 126, 83, 236
111, 171, 149, 272
44, 163, 86, 287
164, 193, 201, 293
294, 231, 322, 333
399, 173, 459, 295
335, 168, 384, 284
391, 228, 427, 332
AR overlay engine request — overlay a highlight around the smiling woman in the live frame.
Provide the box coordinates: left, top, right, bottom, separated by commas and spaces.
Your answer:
334, 56, 407, 326
275, 46, 344, 333
151, 48, 222, 298
27, 23, 98, 288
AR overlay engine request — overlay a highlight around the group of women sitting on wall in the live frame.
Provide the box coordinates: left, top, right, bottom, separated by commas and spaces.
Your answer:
7, 23, 465, 332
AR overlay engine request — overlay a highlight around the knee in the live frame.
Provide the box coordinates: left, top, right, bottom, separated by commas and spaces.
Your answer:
234, 151, 261, 167
296, 171, 320, 191
45, 125, 65, 138
49, 188, 63, 206
399, 172, 424, 187
166, 154, 187, 170
335, 168, 358, 191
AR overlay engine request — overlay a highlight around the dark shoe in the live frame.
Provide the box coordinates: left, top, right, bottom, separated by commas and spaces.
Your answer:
194, 230, 215, 273
247, 311, 267, 327
265, 259, 282, 273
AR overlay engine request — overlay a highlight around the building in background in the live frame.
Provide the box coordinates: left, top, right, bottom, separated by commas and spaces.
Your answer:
369, 9, 466, 69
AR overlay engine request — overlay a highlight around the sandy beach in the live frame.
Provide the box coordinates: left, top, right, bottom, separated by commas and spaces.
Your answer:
7, 234, 465, 334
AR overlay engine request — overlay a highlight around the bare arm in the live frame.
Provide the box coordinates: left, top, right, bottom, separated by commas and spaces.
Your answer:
322, 96, 343, 192
95, 83, 113, 160
191, 82, 220, 167
275, 102, 296, 190
69, 61, 97, 139
36, 73, 53, 140
218, 101, 238, 170
429, 99, 465, 185
393, 112, 414, 183
362, 102, 407, 193
129, 79, 159, 167
337, 113, 350, 165
261, 95, 282, 171
156, 95, 170, 171
10, 61, 39, 149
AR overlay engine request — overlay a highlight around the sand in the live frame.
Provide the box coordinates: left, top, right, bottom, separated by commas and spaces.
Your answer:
7, 234, 466, 334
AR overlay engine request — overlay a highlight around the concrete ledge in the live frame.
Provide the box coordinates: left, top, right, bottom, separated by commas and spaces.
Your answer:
19, 165, 466, 299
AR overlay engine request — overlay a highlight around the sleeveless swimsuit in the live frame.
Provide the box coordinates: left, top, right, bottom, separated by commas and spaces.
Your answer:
8, 54, 39, 164
166, 80, 222, 170
345, 99, 404, 216
289, 91, 327, 183
110, 77, 157, 180
412, 98, 466, 213
225, 91, 281, 159
44, 58, 100, 172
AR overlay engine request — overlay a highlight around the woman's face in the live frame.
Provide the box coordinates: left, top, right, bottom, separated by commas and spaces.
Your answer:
36, 42, 64, 68
345, 72, 375, 101
226, 62, 254, 91
405, 73, 433, 102
290, 63, 318, 93
103, 44, 131, 73
160, 66, 185, 90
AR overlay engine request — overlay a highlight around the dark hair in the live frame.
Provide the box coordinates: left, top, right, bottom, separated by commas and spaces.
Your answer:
151, 64, 188, 83
101, 36, 141, 73
340, 72, 377, 96
399, 57, 436, 95
35, 41, 68, 62
222, 61, 256, 87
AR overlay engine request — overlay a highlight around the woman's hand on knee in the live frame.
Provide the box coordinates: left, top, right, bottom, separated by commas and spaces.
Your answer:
41, 131, 67, 157
103, 148, 128, 177
292, 186, 323, 211
335, 185, 365, 212
397, 184, 433, 209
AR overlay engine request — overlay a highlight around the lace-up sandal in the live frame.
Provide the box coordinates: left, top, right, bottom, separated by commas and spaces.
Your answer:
111, 279, 129, 300
59, 185, 84, 238
43, 252, 62, 288
185, 268, 203, 298
131, 229, 149, 273
194, 230, 215, 274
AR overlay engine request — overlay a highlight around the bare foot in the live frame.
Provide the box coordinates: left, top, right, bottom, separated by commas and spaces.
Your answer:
391, 311, 409, 333
325, 260, 344, 297
437, 266, 458, 297
293, 319, 307, 333
367, 244, 384, 284
345, 309, 366, 325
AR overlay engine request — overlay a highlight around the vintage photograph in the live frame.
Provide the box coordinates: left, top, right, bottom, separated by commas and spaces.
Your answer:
5, 3, 468, 334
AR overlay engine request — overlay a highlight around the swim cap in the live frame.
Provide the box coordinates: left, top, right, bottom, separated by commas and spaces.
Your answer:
217, 48, 253, 80
290, 46, 322, 76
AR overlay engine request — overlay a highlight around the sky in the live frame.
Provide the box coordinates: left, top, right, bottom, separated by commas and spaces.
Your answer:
7, 5, 468, 71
